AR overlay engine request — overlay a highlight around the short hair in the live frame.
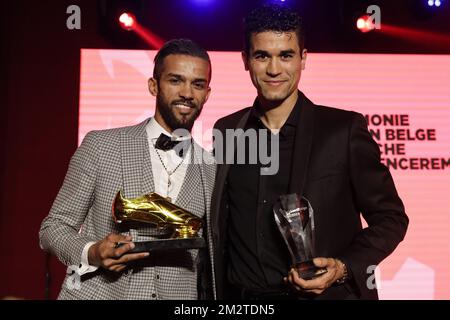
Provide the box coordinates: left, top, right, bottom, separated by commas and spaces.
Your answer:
153, 38, 211, 82
244, 4, 305, 54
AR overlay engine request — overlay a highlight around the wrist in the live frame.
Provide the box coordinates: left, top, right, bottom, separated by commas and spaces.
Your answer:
335, 258, 349, 285
88, 242, 100, 266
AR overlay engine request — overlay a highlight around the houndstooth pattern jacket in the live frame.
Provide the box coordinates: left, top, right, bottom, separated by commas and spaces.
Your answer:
39, 119, 216, 300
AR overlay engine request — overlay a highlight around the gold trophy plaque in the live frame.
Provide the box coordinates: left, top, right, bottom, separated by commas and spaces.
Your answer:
112, 191, 206, 252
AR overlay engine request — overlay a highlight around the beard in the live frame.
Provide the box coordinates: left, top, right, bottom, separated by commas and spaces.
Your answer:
156, 94, 203, 132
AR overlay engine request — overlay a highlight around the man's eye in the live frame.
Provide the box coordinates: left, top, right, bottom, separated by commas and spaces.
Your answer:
193, 82, 206, 89
169, 78, 180, 84
281, 54, 293, 60
255, 54, 268, 60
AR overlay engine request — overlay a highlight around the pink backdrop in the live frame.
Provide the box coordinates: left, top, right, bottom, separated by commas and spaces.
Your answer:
79, 49, 450, 299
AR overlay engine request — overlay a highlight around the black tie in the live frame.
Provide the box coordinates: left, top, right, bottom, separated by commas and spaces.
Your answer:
154, 133, 189, 157
155, 133, 181, 151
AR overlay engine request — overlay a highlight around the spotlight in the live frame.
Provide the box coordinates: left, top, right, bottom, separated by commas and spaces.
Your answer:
428, 0, 443, 6
119, 12, 136, 31
356, 15, 375, 33
118, 11, 164, 48
265, 0, 288, 4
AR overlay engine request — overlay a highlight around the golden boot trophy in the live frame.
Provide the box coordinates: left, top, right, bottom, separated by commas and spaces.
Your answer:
112, 191, 205, 252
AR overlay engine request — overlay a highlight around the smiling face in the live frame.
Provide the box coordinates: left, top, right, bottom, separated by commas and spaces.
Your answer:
243, 31, 307, 107
149, 54, 211, 133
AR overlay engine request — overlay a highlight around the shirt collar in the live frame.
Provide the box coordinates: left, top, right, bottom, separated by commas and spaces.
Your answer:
145, 117, 192, 141
249, 91, 302, 130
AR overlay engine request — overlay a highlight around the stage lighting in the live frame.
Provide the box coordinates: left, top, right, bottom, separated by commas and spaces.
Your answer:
356, 15, 375, 33
119, 12, 136, 31
264, 0, 289, 5
428, 0, 442, 6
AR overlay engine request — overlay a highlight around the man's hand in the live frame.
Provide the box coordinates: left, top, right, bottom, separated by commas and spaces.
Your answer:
88, 233, 149, 273
285, 257, 345, 295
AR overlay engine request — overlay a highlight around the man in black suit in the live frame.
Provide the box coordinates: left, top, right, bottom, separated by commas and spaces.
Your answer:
210, 4, 408, 300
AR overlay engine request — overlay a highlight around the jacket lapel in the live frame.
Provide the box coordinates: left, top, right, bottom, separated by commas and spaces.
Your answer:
288, 92, 315, 196
211, 110, 251, 241
120, 119, 154, 198
175, 143, 204, 217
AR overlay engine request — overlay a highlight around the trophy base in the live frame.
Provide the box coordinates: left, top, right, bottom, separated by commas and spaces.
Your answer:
295, 260, 328, 280
124, 238, 206, 253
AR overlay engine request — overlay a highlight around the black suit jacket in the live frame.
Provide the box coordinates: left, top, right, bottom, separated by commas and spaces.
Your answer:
210, 92, 408, 300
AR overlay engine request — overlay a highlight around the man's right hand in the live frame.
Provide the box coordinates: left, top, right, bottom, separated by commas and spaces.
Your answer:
88, 233, 149, 273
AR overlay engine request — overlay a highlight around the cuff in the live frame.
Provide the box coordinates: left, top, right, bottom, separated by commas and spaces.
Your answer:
76, 241, 98, 276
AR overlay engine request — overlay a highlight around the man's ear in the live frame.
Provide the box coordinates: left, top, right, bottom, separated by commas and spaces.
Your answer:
300, 49, 307, 70
241, 51, 249, 71
148, 78, 158, 97
205, 86, 211, 104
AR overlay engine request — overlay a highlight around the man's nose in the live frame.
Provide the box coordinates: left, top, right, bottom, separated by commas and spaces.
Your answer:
266, 58, 282, 76
179, 83, 194, 99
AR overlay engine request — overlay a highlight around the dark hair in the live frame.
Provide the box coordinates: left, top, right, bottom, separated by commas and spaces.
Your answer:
244, 4, 305, 54
153, 38, 211, 82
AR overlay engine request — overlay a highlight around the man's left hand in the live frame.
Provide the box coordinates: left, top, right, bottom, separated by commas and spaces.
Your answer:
285, 257, 345, 295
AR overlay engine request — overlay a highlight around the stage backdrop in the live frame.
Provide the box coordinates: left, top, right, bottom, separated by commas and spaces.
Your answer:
79, 49, 450, 300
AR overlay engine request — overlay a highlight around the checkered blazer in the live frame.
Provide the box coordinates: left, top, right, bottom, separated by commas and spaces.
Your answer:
39, 119, 216, 300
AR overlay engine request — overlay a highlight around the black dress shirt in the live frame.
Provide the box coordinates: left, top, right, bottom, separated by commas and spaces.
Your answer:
226, 98, 301, 290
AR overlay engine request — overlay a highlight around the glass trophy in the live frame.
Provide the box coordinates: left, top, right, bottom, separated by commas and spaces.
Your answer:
274, 193, 327, 280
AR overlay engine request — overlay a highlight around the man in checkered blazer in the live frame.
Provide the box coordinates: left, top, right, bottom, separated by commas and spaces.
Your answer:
39, 39, 216, 300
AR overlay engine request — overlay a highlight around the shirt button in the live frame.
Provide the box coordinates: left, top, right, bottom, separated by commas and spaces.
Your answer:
151, 293, 157, 298
156, 275, 160, 280
262, 199, 267, 204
